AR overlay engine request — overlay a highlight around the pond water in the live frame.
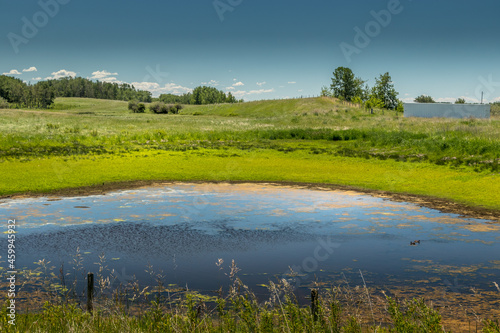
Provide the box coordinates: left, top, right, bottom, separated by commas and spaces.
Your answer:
1, 183, 499, 304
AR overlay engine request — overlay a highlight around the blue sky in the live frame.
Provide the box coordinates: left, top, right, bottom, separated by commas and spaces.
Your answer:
1, 0, 500, 102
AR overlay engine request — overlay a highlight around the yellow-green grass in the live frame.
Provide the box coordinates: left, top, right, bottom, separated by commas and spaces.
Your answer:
1, 148, 498, 210
1, 97, 499, 211
3, 97, 499, 140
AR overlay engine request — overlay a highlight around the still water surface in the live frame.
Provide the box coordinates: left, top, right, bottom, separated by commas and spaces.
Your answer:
1, 183, 499, 300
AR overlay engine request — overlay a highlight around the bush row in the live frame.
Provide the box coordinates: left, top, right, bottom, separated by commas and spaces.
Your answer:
128, 101, 183, 114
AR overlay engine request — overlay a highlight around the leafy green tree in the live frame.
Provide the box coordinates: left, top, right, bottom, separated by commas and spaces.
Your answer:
365, 96, 385, 109
455, 98, 466, 104
360, 83, 371, 102
190, 86, 235, 105
320, 86, 332, 97
352, 96, 364, 105
371, 72, 399, 109
330, 67, 363, 102
396, 100, 404, 112
414, 95, 435, 103
226, 92, 237, 103
158, 93, 192, 104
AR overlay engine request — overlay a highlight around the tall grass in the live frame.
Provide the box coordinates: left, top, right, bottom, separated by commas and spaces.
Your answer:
1, 254, 499, 332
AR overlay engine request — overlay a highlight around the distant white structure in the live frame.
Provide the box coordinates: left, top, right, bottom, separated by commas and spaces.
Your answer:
404, 103, 490, 119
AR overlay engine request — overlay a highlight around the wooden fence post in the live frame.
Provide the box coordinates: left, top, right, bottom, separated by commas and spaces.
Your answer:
311, 289, 319, 321
87, 272, 94, 314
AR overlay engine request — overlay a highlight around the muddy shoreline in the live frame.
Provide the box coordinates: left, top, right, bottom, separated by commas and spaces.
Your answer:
2, 180, 499, 222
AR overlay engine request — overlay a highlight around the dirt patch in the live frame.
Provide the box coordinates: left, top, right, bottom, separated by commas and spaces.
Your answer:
1, 180, 499, 222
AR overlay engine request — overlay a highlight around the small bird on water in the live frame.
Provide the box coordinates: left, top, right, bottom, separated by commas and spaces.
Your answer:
410, 240, 420, 246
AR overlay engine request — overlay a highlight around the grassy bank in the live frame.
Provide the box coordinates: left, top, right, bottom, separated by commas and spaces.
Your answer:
0, 97, 499, 211
1, 149, 499, 210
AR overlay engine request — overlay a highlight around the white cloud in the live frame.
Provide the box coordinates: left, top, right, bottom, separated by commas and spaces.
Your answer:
32, 77, 42, 81
288, 81, 296, 84
435, 97, 456, 103
256, 82, 266, 86
23, 67, 37, 72
225, 87, 235, 90
131, 82, 193, 97
298, 89, 303, 92
232, 90, 247, 98
45, 69, 76, 80
463, 96, 481, 103
401, 97, 415, 103
233, 81, 244, 87
101, 77, 123, 84
201, 80, 219, 86
2, 69, 21, 75
91, 70, 118, 80
248, 88, 274, 95
232, 88, 275, 98
492, 96, 500, 102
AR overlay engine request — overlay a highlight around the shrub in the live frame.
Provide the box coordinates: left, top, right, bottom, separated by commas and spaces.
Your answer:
173, 104, 183, 114
128, 100, 145, 113
0, 97, 9, 109
150, 102, 182, 114
150, 102, 169, 114
137, 103, 146, 113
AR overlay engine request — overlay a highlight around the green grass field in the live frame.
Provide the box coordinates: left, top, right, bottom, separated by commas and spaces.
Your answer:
1, 98, 500, 331
1, 97, 499, 211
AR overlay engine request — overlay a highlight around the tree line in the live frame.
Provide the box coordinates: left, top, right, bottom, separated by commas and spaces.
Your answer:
44, 77, 153, 102
0, 76, 243, 110
0, 75, 153, 109
156, 86, 242, 105
321, 67, 403, 111
0, 75, 55, 108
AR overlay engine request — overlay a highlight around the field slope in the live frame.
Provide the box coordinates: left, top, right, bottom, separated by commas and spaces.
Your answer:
0, 97, 499, 216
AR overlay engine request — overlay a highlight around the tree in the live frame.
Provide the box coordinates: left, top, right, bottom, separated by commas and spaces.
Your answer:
190, 86, 234, 105
455, 98, 466, 104
320, 86, 332, 97
352, 96, 364, 105
158, 93, 192, 104
226, 92, 237, 103
396, 100, 404, 112
365, 95, 385, 109
371, 72, 398, 109
414, 95, 435, 103
330, 67, 363, 102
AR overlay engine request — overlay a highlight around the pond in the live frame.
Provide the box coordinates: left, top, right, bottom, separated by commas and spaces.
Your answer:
1, 183, 499, 309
